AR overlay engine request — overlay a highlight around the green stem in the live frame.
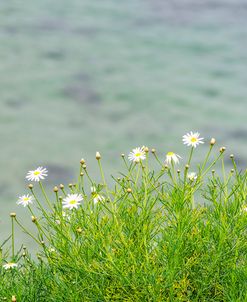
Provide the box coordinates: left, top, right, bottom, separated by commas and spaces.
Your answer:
98, 159, 111, 200
135, 163, 141, 186
11, 217, 15, 259
14, 217, 42, 245
153, 153, 163, 167
39, 182, 53, 211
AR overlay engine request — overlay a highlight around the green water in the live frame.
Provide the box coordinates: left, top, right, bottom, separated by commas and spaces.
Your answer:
0, 0, 246, 245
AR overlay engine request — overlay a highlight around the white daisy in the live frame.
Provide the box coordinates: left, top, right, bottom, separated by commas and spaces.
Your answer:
26, 167, 48, 182
17, 194, 34, 207
128, 147, 146, 163
62, 194, 83, 210
182, 132, 204, 148
165, 152, 181, 165
3, 262, 18, 270
91, 187, 105, 204
187, 172, 197, 181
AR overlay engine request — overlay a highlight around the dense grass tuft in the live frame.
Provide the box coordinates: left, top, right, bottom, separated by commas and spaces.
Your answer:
1, 140, 247, 301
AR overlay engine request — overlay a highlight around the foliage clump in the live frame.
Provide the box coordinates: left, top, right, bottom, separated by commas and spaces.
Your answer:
1, 134, 247, 301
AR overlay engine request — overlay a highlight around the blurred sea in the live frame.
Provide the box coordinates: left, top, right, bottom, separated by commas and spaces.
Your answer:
0, 0, 246, 246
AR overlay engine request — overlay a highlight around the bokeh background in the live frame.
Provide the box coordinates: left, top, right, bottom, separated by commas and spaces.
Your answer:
1, 0, 247, 247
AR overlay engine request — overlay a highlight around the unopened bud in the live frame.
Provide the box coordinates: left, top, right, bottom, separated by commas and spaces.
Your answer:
41, 241, 45, 245
28, 184, 33, 190
164, 164, 169, 169
80, 158, 85, 165
76, 227, 82, 234
220, 147, 226, 153
121, 153, 125, 158
82, 164, 87, 170
127, 188, 132, 193
96, 151, 101, 160
59, 184, 64, 189
144, 147, 149, 153
210, 138, 216, 146
117, 177, 121, 181
31, 216, 37, 223
68, 183, 73, 188
185, 164, 190, 170
10, 212, 16, 218
11, 296, 16, 302
212, 169, 215, 174
230, 154, 234, 159
177, 169, 181, 174
151, 148, 156, 154
53, 186, 59, 192
80, 172, 84, 176
230, 169, 234, 174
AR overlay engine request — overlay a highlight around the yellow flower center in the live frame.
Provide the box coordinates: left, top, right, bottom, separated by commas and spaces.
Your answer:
34, 171, 41, 175
69, 200, 77, 205
167, 152, 174, 156
23, 198, 29, 201
191, 137, 197, 143
135, 153, 141, 157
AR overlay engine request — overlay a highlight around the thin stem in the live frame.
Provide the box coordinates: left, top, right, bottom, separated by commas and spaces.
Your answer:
98, 159, 111, 200
14, 217, 42, 245
201, 145, 213, 172
39, 182, 53, 211
153, 152, 163, 167
11, 217, 15, 259
135, 163, 141, 186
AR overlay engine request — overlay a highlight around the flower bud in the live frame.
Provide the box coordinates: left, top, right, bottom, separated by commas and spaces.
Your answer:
53, 186, 59, 193
28, 184, 33, 190
144, 147, 149, 153
121, 153, 125, 158
68, 183, 73, 188
220, 147, 226, 153
127, 188, 132, 193
230, 154, 234, 159
210, 138, 216, 146
185, 164, 190, 170
10, 212, 16, 218
31, 216, 37, 223
151, 148, 156, 154
59, 184, 64, 189
12, 296, 17, 302
76, 227, 82, 234
80, 158, 85, 165
80, 172, 84, 176
96, 152, 101, 160
82, 164, 87, 170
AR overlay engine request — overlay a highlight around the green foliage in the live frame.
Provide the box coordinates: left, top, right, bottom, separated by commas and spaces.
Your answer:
1, 142, 247, 301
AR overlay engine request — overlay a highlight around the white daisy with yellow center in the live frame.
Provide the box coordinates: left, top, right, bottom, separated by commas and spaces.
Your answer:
91, 187, 105, 204
165, 152, 181, 165
187, 172, 197, 181
182, 132, 204, 148
128, 147, 146, 163
62, 193, 83, 210
17, 194, 34, 207
26, 167, 48, 182
3, 262, 18, 270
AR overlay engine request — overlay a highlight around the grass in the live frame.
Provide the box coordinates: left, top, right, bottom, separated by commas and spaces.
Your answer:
1, 136, 247, 301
